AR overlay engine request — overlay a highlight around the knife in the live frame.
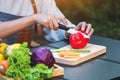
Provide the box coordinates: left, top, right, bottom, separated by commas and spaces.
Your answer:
59, 23, 78, 34
59, 23, 89, 38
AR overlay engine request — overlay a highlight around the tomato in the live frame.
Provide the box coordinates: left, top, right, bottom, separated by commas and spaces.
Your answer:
69, 30, 90, 49
0, 60, 8, 75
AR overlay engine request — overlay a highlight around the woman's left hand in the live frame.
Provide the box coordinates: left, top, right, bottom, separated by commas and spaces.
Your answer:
74, 21, 94, 37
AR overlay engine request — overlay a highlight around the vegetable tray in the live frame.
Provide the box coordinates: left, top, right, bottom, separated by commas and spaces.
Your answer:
51, 43, 106, 66
0, 64, 64, 80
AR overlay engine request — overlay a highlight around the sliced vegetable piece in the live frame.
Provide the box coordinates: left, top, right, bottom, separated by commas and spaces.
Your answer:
58, 50, 80, 59
51, 49, 90, 53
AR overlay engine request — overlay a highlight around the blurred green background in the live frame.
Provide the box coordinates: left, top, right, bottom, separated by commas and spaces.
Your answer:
56, 0, 120, 40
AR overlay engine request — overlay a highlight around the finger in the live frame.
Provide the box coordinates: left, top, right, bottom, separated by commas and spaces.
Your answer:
85, 24, 92, 34
48, 17, 54, 30
53, 17, 59, 30
44, 21, 50, 30
61, 17, 67, 26
75, 22, 82, 30
81, 21, 87, 31
88, 28, 94, 37
56, 16, 67, 26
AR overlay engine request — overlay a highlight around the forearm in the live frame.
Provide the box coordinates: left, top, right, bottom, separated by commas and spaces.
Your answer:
0, 15, 36, 38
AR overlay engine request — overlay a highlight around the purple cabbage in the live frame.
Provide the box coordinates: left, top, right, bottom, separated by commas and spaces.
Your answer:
31, 46, 55, 68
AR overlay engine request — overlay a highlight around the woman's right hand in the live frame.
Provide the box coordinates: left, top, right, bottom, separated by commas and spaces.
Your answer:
33, 14, 67, 30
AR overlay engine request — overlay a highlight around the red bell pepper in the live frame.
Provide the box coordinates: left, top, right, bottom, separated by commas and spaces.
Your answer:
69, 30, 90, 49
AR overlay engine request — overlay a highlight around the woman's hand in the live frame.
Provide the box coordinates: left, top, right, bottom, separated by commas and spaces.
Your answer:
74, 21, 94, 37
65, 21, 94, 39
34, 14, 67, 30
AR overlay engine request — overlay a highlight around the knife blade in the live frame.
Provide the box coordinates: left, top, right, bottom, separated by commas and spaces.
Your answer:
59, 23, 89, 38
59, 23, 78, 34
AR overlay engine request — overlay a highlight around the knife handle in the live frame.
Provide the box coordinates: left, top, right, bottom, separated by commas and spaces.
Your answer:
59, 23, 69, 31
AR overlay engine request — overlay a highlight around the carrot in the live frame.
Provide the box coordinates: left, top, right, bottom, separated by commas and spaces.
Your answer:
58, 50, 80, 59
0, 60, 8, 75
63, 55, 80, 59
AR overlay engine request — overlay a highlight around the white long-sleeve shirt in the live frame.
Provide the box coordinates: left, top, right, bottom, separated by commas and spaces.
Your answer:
0, 0, 75, 42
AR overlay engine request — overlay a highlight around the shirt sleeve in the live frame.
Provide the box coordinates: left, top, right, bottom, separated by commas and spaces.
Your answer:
40, 0, 76, 42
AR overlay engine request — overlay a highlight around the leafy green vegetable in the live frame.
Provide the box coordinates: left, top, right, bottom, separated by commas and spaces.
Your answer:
5, 42, 31, 80
22, 64, 53, 80
5, 42, 54, 80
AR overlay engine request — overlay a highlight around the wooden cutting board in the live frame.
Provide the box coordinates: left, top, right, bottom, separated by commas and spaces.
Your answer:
51, 43, 106, 66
